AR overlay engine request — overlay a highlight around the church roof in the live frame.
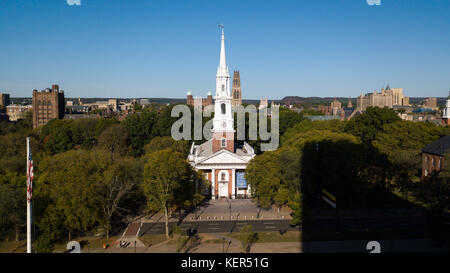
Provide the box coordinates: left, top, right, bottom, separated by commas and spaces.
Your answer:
189, 139, 255, 164
422, 136, 450, 156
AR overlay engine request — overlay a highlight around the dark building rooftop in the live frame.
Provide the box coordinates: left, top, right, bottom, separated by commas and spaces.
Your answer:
422, 136, 450, 156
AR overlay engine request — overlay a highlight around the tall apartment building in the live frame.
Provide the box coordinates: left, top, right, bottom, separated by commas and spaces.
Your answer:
32, 84, 65, 128
0, 93, 10, 108
231, 70, 242, 107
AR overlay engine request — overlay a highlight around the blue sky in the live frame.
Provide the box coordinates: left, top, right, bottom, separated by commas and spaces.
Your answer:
0, 0, 449, 99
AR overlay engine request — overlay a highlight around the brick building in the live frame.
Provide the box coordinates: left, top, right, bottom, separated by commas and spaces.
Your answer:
186, 91, 213, 108
0, 93, 10, 108
6, 105, 32, 121
422, 136, 450, 178
32, 84, 65, 128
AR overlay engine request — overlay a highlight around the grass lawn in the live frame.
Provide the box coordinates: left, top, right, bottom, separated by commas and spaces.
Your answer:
227, 229, 426, 243
392, 189, 428, 209
138, 234, 167, 247
301, 230, 427, 242
53, 235, 120, 252
0, 240, 27, 253
228, 231, 301, 243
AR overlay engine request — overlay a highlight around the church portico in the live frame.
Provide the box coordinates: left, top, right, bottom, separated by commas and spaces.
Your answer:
195, 161, 250, 199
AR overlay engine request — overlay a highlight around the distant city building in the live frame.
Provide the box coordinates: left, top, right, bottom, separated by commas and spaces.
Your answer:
442, 92, 450, 125
231, 71, 242, 107
186, 90, 213, 107
32, 84, 65, 128
330, 98, 342, 116
423, 97, 438, 110
422, 136, 450, 178
66, 100, 74, 106
108, 99, 119, 111
347, 98, 353, 108
318, 105, 331, 115
140, 98, 150, 106
66, 105, 90, 114
357, 85, 409, 111
259, 98, 268, 110
6, 105, 32, 121
0, 93, 10, 107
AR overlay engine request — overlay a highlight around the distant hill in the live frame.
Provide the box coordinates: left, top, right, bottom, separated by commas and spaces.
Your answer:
281, 96, 447, 107
9, 96, 447, 107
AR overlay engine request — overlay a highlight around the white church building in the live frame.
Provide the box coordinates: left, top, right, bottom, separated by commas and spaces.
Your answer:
188, 28, 255, 199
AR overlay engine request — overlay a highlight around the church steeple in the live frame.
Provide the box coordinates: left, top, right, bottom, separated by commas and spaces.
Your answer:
218, 27, 227, 74
212, 26, 234, 153
216, 25, 230, 98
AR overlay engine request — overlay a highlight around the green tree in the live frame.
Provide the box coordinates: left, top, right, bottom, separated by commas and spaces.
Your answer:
344, 106, 400, 144
143, 136, 189, 156
288, 192, 303, 226
41, 119, 75, 155
0, 172, 26, 241
34, 233, 55, 253
96, 157, 139, 239
142, 149, 195, 237
246, 152, 281, 208
95, 118, 120, 136
97, 124, 130, 159
278, 108, 304, 138
373, 121, 446, 154
38, 150, 110, 240
372, 121, 446, 197
70, 118, 98, 149
121, 111, 157, 157
238, 224, 258, 253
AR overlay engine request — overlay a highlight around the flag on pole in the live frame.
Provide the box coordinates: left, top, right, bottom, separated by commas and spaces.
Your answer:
27, 148, 34, 202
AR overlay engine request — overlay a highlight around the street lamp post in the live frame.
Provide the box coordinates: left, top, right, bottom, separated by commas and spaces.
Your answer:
222, 237, 225, 253
229, 201, 232, 233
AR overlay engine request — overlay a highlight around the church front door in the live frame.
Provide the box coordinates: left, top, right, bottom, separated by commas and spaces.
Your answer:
219, 182, 228, 198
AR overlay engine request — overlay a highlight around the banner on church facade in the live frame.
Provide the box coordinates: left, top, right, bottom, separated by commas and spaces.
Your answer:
236, 171, 247, 188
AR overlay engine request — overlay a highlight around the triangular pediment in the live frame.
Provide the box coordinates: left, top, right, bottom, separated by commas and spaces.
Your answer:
198, 149, 249, 164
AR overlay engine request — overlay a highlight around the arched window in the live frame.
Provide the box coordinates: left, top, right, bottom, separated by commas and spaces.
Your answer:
222, 84, 225, 92
221, 138, 226, 147
221, 103, 226, 115
221, 172, 226, 181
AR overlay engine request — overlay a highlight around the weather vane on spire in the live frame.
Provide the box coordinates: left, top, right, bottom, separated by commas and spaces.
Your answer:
218, 24, 224, 31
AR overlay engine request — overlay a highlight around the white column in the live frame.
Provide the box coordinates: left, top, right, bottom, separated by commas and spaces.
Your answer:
231, 168, 236, 199
211, 168, 215, 200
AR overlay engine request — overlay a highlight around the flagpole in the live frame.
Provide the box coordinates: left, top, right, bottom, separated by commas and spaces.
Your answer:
26, 137, 32, 253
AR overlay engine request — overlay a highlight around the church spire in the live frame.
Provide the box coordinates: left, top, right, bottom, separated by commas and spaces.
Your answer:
219, 26, 227, 72
216, 25, 230, 98
217, 25, 229, 80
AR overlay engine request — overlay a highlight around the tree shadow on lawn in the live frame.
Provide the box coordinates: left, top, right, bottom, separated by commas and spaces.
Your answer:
299, 140, 428, 253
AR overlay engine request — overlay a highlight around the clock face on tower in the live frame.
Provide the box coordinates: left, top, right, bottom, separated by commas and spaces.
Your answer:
221, 121, 227, 128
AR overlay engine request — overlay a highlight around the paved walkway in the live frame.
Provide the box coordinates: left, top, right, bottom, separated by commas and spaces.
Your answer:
94, 238, 448, 253
141, 199, 292, 224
